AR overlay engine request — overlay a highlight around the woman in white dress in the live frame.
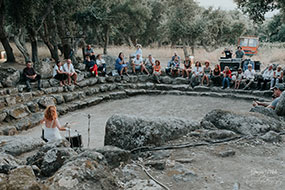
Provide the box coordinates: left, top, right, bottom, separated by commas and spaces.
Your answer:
40, 105, 67, 142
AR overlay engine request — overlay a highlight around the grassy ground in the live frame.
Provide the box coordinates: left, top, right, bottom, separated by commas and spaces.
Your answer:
1, 43, 285, 69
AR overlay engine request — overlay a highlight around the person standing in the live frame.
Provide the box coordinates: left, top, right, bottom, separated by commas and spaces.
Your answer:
23, 61, 42, 92
235, 46, 245, 59
63, 59, 78, 85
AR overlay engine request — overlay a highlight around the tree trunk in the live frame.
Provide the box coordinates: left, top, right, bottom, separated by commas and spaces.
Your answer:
39, 21, 59, 61
182, 38, 189, 58
0, 0, 15, 62
103, 25, 110, 55
14, 28, 30, 62
28, 28, 39, 64
191, 45, 195, 55
56, 17, 71, 59
127, 37, 134, 47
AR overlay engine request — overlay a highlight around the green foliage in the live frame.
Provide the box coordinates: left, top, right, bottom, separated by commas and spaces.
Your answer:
234, 0, 284, 23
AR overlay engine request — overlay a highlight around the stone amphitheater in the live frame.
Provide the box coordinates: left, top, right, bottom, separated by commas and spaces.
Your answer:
0, 57, 285, 190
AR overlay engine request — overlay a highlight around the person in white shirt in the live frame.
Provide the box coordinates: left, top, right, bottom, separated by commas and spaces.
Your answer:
257, 64, 274, 90
63, 59, 78, 85
131, 54, 150, 75
53, 60, 68, 86
190, 61, 203, 88
271, 66, 283, 88
243, 64, 256, 90
96, 54, 107, 76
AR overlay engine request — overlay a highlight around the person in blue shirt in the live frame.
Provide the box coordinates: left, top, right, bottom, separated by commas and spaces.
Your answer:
115, 52, 129, 76
253, 84, 284, 110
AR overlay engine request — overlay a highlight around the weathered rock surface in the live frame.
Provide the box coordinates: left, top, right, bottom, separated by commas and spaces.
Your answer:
105, 114, 199, 150
250, 106, 280, 120
96, 146, 131, 168
0, 136, 45, 156
6, 166, 44, 190
0, 68, 20, 87
47, 155, 119, 190
38, 96, 56, 108
275, 91, 285, 116
201, 109, 285, 136
34, 60, 54, 79
260, 131, 282, 143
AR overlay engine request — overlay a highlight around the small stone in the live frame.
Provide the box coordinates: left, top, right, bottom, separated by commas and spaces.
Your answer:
218, 150, 236, 157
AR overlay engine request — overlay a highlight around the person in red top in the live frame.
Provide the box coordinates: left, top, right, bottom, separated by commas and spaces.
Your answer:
222, 66, 232, 89
153, 60, 161, 83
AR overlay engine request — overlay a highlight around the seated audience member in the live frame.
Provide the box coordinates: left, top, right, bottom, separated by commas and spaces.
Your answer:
222, 66, 232, 89
53, 60, 68, 86
85, 45, 96, 60
235, 46, 245, 59
145, 54, 155, 74
83, 56, 96, 71
190, 61, 203, 87
243, 64, 255, 90
171, 51, 181, 62
201, 61, 211, 86
211, 64, 222, 86
132, 54, 150, 75
182, 56, 192, 79
253, 84, 284, 110
23, 61, 42, 92
96, 54, 107, 76
115, 52, 128, 76
234, 68, 244, 89
271, 66, 283, 88
257, 64, 273, 90
166, 52, 181, 75
153, 60, 162, 83
40, 105, 68, 142
171, 55, 181, 77
63, 59, 78, 85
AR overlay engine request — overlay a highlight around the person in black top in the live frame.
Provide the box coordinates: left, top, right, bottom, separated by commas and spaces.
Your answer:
23, 61, 42, 92
223, 48, 232, 59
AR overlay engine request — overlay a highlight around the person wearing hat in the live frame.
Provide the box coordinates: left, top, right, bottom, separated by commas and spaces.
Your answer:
243, 64, 256, 90
135, 44, 142, 57
253, 84, 284, 109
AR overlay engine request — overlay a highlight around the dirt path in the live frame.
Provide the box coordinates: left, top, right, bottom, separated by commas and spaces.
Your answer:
20, 95, 252, 148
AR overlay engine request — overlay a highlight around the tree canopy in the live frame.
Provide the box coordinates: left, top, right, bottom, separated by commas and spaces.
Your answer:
0, 0, 283, 63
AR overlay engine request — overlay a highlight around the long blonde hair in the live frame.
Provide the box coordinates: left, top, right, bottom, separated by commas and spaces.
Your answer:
44, 105, 58, 121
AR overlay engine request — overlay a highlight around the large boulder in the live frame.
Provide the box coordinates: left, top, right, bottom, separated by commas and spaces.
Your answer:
96, 146, 131, 168
250, 106, 281, 120
104, 114, 199, 150
0, 136, 45, 156
275, 91, 285, 116
7, 166, 44, 189
0, 153, 23, 174
201, 109, 285, 136
102, 55, 116, 74
47, 154, 119, 190
34, 60, 54, 79
0, 68, 20, 87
